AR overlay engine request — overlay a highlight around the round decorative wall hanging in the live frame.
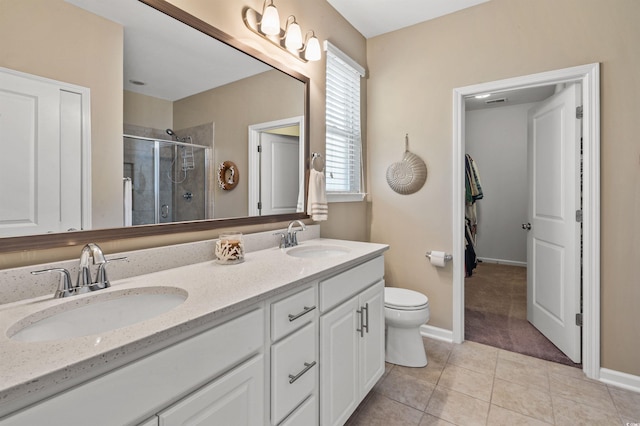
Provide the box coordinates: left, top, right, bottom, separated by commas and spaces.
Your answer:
386, 134, 427, 195
217, 161, 239, 190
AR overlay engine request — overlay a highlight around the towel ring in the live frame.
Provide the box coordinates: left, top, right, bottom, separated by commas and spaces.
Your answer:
311, 152, 324, 172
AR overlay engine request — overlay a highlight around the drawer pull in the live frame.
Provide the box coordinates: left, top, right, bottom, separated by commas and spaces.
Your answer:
288, 361, 317, 384
288, 305, 316, 322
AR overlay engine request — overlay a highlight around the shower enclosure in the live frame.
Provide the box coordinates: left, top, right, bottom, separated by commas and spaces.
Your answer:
123, 135, 212, 226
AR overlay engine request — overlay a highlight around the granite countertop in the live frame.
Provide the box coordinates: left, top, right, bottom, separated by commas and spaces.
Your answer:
0, 238, 388, 416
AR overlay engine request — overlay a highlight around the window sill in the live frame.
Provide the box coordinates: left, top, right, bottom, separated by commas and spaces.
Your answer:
327, 193, 366, 203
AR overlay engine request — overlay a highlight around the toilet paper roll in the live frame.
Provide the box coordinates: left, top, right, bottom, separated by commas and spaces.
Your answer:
430, 251, 447, 267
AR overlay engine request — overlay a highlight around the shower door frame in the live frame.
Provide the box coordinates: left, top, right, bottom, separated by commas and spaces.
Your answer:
124, 135, 212, 225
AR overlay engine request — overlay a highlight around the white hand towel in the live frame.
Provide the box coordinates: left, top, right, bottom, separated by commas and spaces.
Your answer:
123, 178, 132, 226
307, 169, 328, 221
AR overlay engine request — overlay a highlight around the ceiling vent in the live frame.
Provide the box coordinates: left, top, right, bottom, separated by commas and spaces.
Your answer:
485, 97, 508, 105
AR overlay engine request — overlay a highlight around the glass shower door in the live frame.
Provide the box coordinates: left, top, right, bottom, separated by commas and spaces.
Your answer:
123, 135, 211, 226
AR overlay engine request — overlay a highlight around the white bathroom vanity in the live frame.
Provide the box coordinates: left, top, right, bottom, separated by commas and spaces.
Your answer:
0, 230, 387, 426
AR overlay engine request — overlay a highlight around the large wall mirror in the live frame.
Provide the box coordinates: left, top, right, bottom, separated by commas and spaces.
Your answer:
0, 0, 309, 253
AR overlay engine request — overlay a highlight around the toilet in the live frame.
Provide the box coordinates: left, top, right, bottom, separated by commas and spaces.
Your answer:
384, 287, 430, 367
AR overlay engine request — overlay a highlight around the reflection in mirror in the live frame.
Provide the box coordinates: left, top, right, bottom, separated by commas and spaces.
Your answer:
123, 134, 212, 225
248, 117, 305, 216
0, 0, 308, 249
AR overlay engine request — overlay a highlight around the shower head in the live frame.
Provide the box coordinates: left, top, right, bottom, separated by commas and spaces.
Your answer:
166, 128, 191, 143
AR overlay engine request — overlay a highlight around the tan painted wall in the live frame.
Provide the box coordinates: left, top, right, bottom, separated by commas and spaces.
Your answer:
123, 90, 173, 131
367, 0, 640, 375
0, 0, 124, 230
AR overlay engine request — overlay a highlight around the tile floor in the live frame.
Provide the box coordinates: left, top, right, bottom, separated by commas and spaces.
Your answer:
345, 338, 640, 425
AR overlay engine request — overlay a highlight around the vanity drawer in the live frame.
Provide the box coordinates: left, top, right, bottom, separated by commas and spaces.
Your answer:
319, 256, 384, 312
279, 395, 317, 426
271, 286, 317, 342
271, 322, 317, 425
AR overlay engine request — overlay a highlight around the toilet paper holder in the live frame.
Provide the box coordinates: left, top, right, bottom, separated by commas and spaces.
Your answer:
425, 251, 453, 262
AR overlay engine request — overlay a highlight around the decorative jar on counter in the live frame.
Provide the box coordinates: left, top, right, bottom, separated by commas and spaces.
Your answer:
215, 232, 245, 264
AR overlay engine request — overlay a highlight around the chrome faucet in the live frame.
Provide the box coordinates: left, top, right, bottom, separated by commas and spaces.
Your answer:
77, 243, 107, 290
31, 268, 75, 299
287, 220, 306, 247
30, 243, 127, 298
273, 220, 307, 249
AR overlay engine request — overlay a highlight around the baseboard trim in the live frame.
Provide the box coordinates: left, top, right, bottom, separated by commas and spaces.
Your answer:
599, 368, 640, 393
477, 257, 527, 267
420, 328, 640, 393
420, 324, 453, 343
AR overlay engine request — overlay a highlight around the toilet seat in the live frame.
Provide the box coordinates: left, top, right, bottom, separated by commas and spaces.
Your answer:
384, 287, 429, 311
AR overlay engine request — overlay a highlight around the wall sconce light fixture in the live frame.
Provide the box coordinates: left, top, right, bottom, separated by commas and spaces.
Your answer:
259, 0, 280, 35
243, 0, 322, 63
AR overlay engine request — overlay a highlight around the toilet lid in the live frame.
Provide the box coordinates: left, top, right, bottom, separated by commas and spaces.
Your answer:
384, 287, 428, 309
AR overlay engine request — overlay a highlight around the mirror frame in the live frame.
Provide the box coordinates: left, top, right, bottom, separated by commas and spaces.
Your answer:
0, 0, 310, 254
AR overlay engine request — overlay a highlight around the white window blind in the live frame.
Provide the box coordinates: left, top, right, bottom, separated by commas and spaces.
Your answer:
325, 41, 365, 200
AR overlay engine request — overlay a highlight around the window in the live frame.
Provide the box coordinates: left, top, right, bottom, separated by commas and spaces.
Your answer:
325, 41, 366, 202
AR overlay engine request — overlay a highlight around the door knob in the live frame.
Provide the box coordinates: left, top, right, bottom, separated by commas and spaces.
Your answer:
522, 223, 532, 230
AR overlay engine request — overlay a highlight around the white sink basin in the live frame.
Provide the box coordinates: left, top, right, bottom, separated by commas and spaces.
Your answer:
8, 287, 187, 342
286, 244, 350, 258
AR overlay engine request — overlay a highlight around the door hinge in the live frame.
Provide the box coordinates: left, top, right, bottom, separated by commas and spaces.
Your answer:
257, 201, 262, 210
575, 210, 583, 223
257, 145, 262, 152
575, 313, 583, 327
576, 106, 583, 119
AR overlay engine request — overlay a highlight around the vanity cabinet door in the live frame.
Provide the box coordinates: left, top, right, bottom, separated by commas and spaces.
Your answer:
158, 354, 264, 426
359, 280, 385, 396
319, 295, 360, 426
319, 280, 385, 426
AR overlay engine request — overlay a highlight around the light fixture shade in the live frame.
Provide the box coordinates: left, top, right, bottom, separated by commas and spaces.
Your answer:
304, 34, 321, 61
260, 3, 280, 36
285, 21, 302, 51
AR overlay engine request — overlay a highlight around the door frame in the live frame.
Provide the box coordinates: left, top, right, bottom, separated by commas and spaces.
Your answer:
247, 116, 305, 216
452, 63, 600, 378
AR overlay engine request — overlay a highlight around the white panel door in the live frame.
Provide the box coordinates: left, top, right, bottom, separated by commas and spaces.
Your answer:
260, 133, 299, 216
526, 83, 581, 363
0, 71, 60, 236
0, 69, 85, 236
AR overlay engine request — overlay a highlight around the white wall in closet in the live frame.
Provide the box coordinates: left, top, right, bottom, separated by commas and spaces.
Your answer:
465, 102, 537, 265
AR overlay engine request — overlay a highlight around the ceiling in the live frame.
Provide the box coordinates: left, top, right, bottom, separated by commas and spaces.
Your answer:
465, 86, 557, 111
67, 0, 552, 108
327, 0, 491, 39
67, 0, 271, 101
